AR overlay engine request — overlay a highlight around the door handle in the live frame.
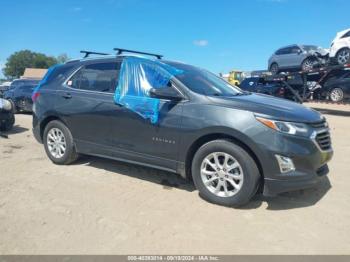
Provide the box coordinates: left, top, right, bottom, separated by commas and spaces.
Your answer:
62, 93, 72, 99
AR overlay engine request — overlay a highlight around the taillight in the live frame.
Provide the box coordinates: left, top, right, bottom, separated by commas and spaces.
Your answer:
32, 91, 40, 102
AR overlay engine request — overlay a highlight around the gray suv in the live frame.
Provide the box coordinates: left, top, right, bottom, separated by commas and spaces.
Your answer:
32, 50, 333, 207
268, 45, 329, 74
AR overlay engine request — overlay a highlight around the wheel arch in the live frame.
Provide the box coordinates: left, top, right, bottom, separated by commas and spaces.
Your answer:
269, 62, 278, 71
184, 132, 264, 183
39, 115, 67, 140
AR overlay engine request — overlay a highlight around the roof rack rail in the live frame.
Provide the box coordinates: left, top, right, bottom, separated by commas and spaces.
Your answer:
80, 50, 110, 58
114, 48, 163, 59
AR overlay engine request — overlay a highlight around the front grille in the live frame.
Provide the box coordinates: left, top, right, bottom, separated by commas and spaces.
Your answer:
310, 120, 328, 129
309, 120, 332, 151
315, 129, 332, 151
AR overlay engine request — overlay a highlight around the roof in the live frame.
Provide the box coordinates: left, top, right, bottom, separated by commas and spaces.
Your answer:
21, 68, 48, 80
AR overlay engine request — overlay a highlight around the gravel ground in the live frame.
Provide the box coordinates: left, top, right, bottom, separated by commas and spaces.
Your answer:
0, 102, 349, 254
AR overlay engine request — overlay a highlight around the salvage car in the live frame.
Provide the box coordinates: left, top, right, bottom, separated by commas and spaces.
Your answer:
0, 98, 15, 131
268, 44, 329, 74
320, 70, 350, 102
4, 79, 40, 113
239, 77, 286, 98
32, 49, 333, 207
329, 28, 350, 65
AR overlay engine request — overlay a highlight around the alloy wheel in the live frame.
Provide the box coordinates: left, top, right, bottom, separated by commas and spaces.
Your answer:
200, 152, 244, 198
302, 59, 316, 71
337, 49, 350, 65
47, 128, 67, 159
330, 88, 344, 102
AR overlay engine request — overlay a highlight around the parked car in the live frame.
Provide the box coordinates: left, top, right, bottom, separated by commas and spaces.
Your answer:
3, 79, 40, 113
329, 28, 350, 65
32, 52, 333, 207
268, 44, 329, 74
0, 98, 15, 131
0, 82, 11, 98
320, 70, 350, 102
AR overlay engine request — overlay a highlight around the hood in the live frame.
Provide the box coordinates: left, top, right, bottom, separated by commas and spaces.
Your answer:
207, 93, 323, 123
306, 47, 329, 56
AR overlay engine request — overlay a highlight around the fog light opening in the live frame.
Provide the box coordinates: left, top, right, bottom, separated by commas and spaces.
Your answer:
275, 155, 295, 173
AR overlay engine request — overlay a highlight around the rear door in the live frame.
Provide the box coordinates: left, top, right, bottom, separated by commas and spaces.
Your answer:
55, 61, 121, 148
277, 47, 294, 69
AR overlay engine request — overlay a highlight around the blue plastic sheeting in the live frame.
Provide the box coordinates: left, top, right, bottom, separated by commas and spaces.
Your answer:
114, 56, 183, 124
32, 64, 61, 101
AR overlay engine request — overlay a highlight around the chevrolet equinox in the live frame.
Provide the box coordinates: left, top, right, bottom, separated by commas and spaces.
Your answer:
32, 50, 333, 207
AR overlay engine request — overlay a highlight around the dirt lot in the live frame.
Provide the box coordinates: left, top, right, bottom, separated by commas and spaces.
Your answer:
0, 102, 350, 255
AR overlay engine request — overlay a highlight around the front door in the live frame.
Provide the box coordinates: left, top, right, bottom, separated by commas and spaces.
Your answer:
109, 86, 184, 171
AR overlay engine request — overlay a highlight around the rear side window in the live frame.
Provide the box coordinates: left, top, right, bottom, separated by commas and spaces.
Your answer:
275, 47, 290, 55
342, 31, 350, 38
68, 62, 120, 93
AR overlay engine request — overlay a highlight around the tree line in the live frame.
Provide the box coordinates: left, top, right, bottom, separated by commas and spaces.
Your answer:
2, 50, 69, 79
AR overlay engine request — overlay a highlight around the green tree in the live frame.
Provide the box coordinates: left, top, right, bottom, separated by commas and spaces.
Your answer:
2, 50, 58, 78
56, 53, 70, 64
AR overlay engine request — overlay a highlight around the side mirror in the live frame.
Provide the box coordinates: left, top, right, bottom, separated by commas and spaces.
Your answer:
149, 87, 183, 101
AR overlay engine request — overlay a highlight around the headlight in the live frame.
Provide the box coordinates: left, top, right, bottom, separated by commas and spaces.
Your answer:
256, 116, 309, 136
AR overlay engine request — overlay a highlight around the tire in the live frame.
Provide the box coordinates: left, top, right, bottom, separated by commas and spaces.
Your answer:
43, 120, 79, 165
191, 140, 260, 207
329, 87, 344, 102
269, 63, 279, 75
0, 114, 15, 132
301, 57, 317, 71
336, 48, 350, 65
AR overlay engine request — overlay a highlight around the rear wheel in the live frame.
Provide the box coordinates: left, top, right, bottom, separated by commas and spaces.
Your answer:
191, 140, 260, 207
336, 48, 350, 65
43, 120, 79, 165
329, 87, 344, 102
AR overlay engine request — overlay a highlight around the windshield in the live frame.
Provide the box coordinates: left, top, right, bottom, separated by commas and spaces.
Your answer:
164, 62, 242, 96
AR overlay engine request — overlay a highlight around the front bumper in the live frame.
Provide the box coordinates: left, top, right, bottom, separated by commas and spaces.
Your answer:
253, 128, 333, 196
263, 164, 330, 196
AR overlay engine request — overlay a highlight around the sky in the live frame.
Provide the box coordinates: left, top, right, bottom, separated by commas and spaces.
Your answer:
0, 0, 349, 78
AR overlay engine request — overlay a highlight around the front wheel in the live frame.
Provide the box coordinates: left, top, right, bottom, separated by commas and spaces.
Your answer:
301, 57, 317, 71
191, 140, 260, 207
43, 120, 79, 165
329, 87, 344, 102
